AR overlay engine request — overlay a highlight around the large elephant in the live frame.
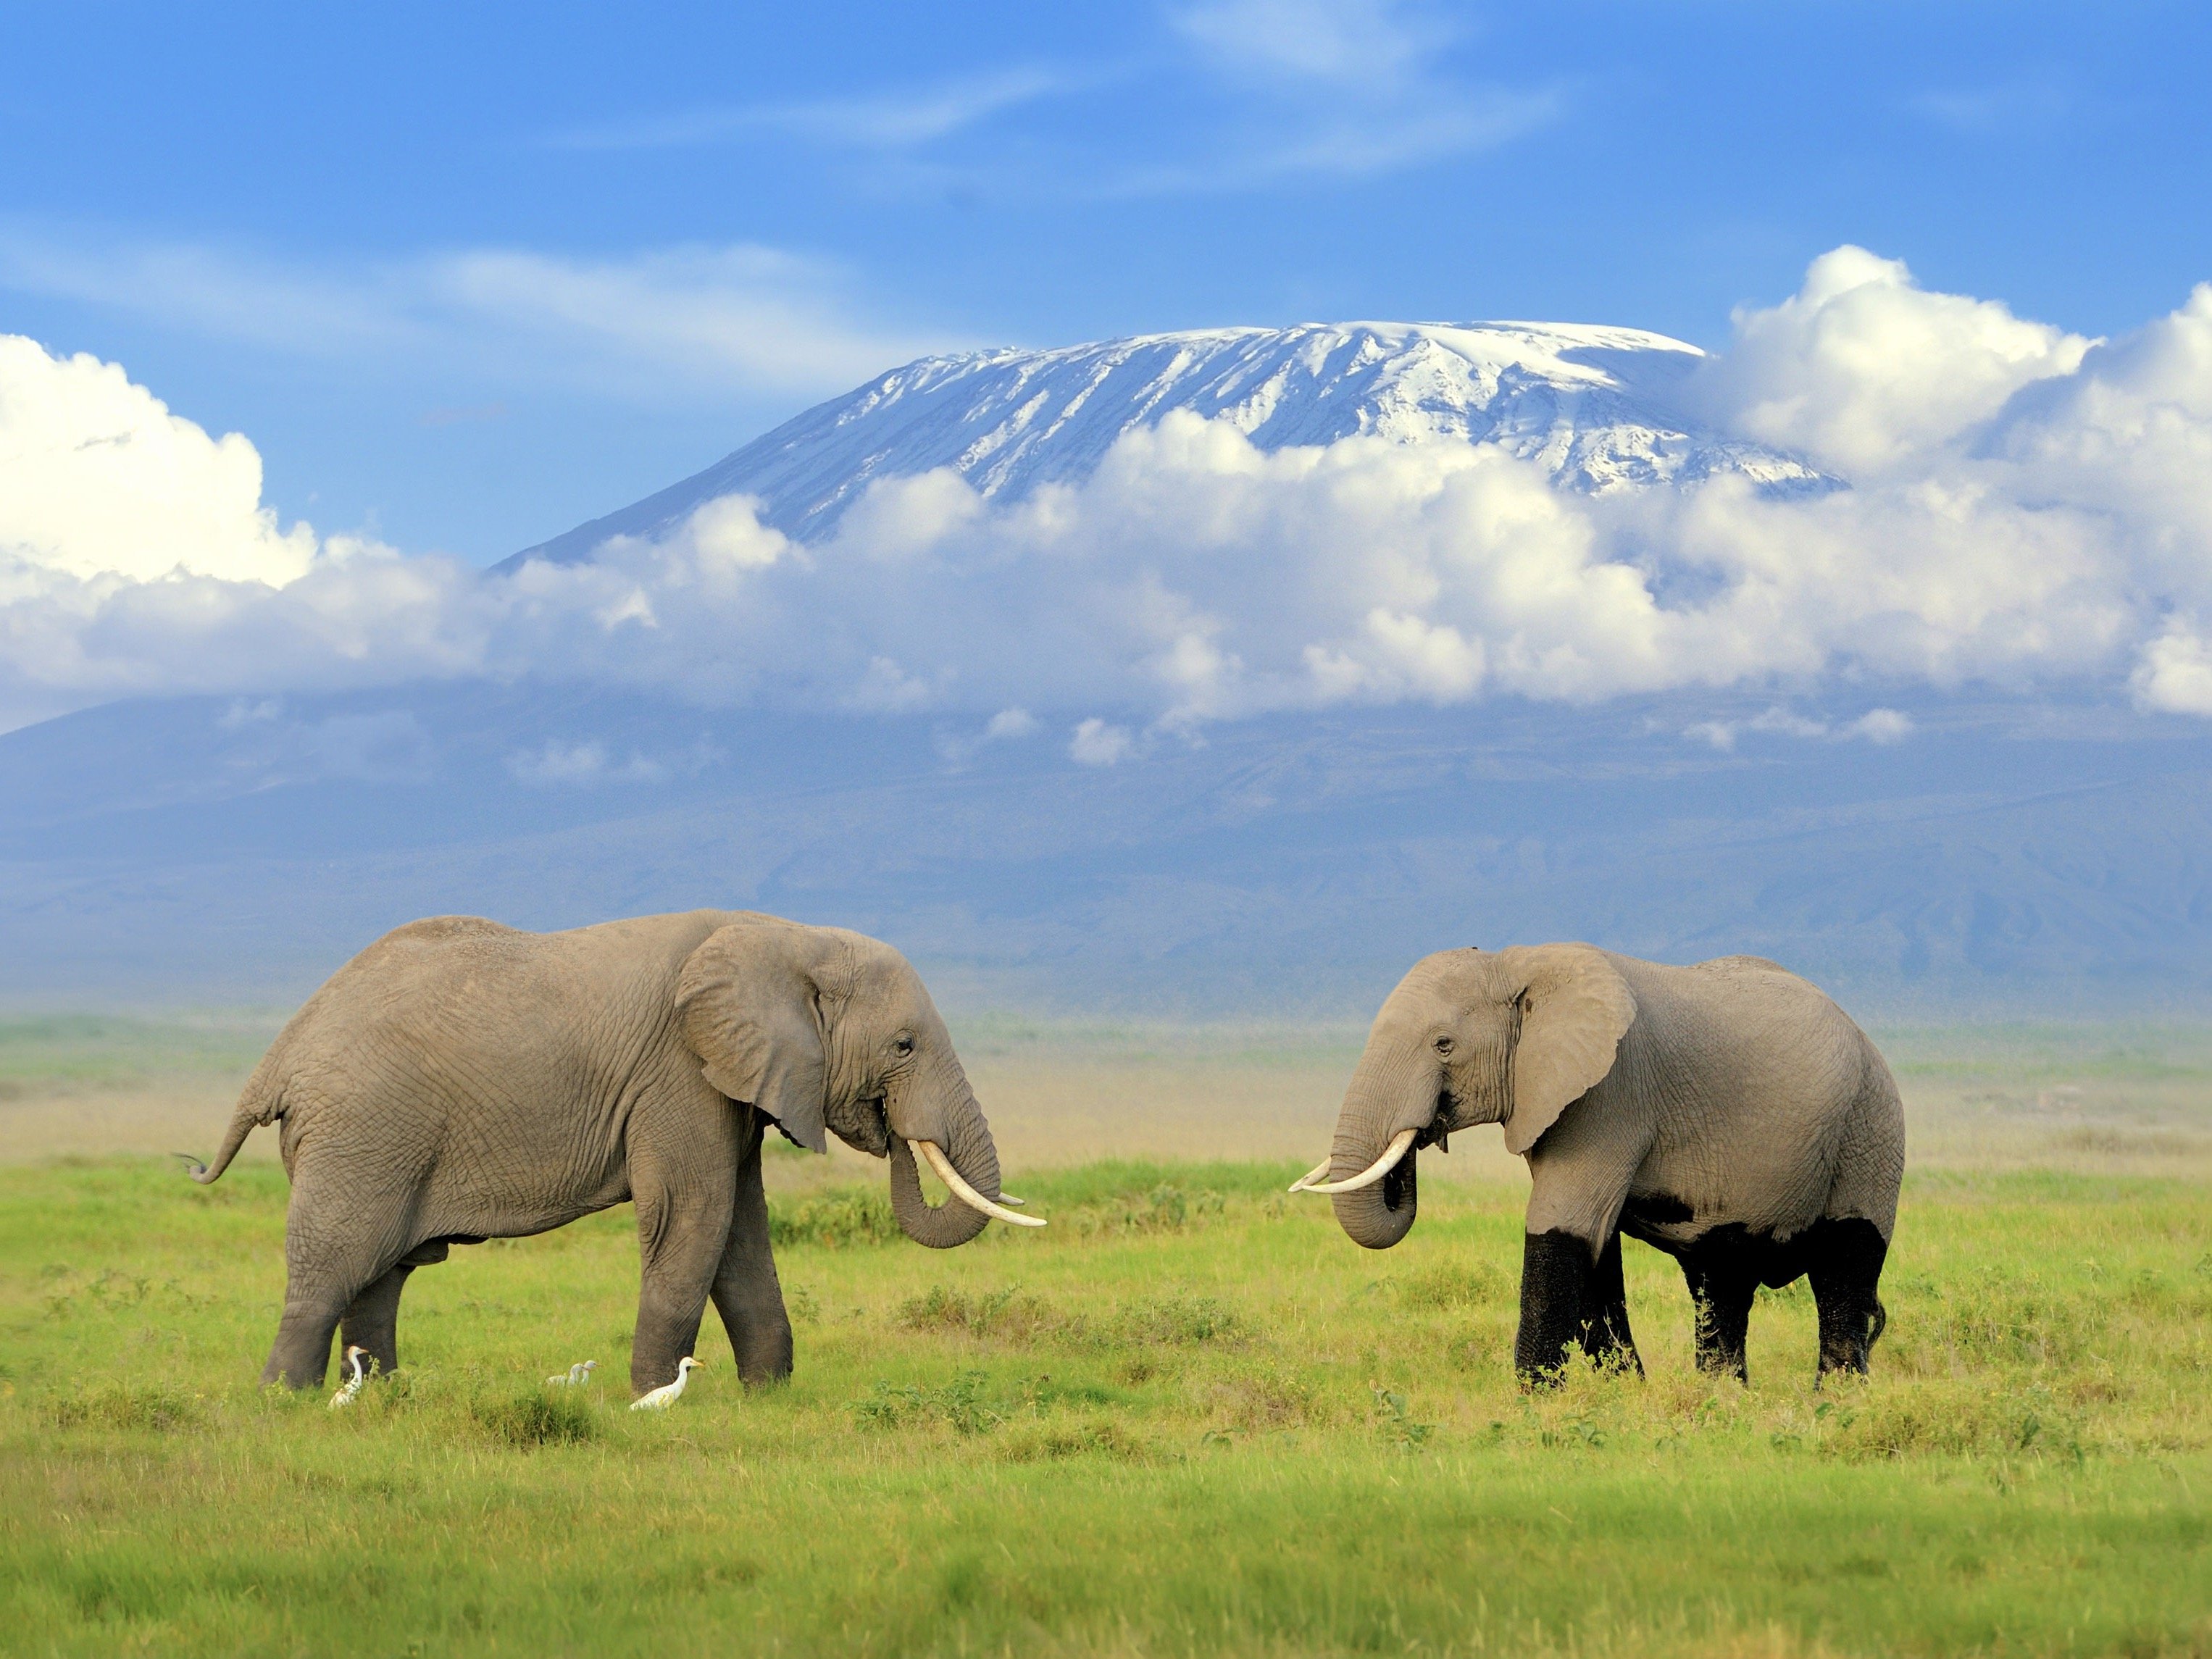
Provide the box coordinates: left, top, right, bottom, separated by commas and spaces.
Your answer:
1297, 945, 1903, 1384
183, 910, 1037, 1395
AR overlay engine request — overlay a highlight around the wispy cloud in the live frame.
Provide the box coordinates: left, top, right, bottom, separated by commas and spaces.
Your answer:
1909, 72, 2079, 137
1169, 0, 1460, 93
540, 2, 1555, 199
547, 67, 1067, 154
0, 226, 964, 398
1138, 0, 1563, 191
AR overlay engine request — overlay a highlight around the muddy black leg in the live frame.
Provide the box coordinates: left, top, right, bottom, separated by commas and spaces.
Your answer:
1585, 1230, 1643, 1375
1679, 1246, 1758, 1382
1517, 1230, 1597, 1384
1808, 1217, 1890, 1378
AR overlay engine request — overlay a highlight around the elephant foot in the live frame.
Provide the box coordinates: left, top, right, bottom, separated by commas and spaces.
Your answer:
261, 1306, 344, 1390
1514, 1229, 1639, 1385
1809, 1217, 1890, 1379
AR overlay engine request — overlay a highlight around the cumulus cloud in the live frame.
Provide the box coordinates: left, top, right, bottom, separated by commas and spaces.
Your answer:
1692, 246, 2094, 477
1069, 719, 1137, 766
0, 335, 315, 583
9, 249, 2212, 736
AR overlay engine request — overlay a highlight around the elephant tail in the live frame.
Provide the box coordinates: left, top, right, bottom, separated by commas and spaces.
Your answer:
176, 1054, 289, 1185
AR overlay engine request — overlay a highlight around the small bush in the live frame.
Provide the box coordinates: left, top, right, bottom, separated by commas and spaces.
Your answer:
854, 1371, 1003, 1435
1816, 1383, 2084, 1463
1394, 1261, 1507, 1312
1117, 1295, 1243, 1347
1203, 1366, 1332, 1432
44, 1384, 202, 1433
474, 1387, 595, 1448
770, 1187, 899, 1249
1069, 1184, 1227, 1238
898, 1284, 1058, 1342
1001, 1418, 1156, 1463
1371, 1386, 1435, 1450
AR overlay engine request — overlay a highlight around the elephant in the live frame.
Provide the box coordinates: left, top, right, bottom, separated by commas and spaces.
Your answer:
181, 909, 1038, 1395
1296, 945, 1903, 1384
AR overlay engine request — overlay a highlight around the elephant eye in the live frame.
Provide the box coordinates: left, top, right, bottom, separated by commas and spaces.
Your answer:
893, 1035, 915, 1056
1432, 1035, 1455, 1056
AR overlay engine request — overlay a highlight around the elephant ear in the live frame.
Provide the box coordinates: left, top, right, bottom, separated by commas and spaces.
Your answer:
1501, 944, 1637, 1156
675, 921, 832, 1154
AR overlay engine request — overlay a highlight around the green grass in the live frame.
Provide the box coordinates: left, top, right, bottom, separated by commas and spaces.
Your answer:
3, 1159, 2208, 1657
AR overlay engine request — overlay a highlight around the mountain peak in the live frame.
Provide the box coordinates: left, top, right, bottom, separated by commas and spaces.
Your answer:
501, 319, 1830, 570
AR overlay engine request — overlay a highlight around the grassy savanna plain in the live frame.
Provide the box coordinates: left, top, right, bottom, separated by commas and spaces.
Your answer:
2, 1014, 2210, 1656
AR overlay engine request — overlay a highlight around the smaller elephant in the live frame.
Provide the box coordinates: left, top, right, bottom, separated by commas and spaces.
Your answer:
183, 909, 1039, 1395
1298, 945, 1903, 1384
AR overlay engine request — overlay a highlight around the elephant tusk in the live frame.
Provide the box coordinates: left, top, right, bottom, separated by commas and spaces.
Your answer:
1296, 1129, 1419, 1195
1287, 1158, 1333, 1193
998, 1194, 1026, 1207
912, 1140, 1046, 1228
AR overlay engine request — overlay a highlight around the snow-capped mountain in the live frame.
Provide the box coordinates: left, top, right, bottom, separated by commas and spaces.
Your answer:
501, 321, 1832, 568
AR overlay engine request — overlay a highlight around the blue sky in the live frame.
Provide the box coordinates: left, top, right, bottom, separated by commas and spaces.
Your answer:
4, 0, 2208, 564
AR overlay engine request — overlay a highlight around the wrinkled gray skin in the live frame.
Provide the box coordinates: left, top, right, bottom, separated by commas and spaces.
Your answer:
1327, 946, 1904, 1384
186, 911, 1009, 1396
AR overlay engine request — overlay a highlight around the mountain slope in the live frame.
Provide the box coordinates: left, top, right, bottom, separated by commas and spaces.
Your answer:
500, 321, 1831, 568
5, 685, 2208, 1014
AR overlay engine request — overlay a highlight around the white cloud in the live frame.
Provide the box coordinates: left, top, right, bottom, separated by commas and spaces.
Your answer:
2131, 622, 2212, 715
1172, 0, 1458, 93
506, 740, 671, 787
1693, 246, 2093, 477
0, 335, 316, 584
1684, 706, 1915, 751
0, 230, 957, 398
12, 251, 2212, 735
1069, 718, 1136, 765
551, 69, 1066, 152
1847, 709, 1914, 745
1145, 0, 1560, 189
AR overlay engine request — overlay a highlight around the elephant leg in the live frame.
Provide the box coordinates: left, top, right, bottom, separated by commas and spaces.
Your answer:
1584, 1229, 1643, 1376
336, 1237, 449, 1378
1808, 1216, 1890, 1379
630, 1131, 739, 1397
1515, 1229, 1600, 1384
261, 1173, 412, 1389
1679, 1240, 1758, 1383
338, 1263, 414, 1378
1519, 1125, 1650, 1386
709, 1111, 795, 1388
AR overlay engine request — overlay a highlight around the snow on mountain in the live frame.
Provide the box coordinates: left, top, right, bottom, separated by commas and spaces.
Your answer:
501, 321, 1833, 569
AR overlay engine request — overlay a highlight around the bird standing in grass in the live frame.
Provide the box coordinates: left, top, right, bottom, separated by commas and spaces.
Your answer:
546, 1360, 598, 1386
630, 1356, 701, 1411
330, 1345, 368, 1408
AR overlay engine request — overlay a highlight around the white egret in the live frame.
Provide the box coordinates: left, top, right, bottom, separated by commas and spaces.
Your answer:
546, 1360, 598, 1386
630, 1356, 702, 1411
329, 1345, 368, 1408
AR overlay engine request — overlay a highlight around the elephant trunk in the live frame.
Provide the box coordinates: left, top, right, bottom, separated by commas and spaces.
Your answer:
888, 1067, 1002, 1250
1328, 1051, 1429, 1250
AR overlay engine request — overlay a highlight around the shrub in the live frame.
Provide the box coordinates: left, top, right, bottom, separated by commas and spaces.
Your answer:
898, 1284, 1057, 1341
44, 1384, 201, 1432
1001, 1418, 1156, 1463
854, 1371, 1003, 1435
474, 1387, 595, 1448
770, 1187, 899, 1248
1117, 1295, 1243, 1347
1393, 1261, 1507, 1311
